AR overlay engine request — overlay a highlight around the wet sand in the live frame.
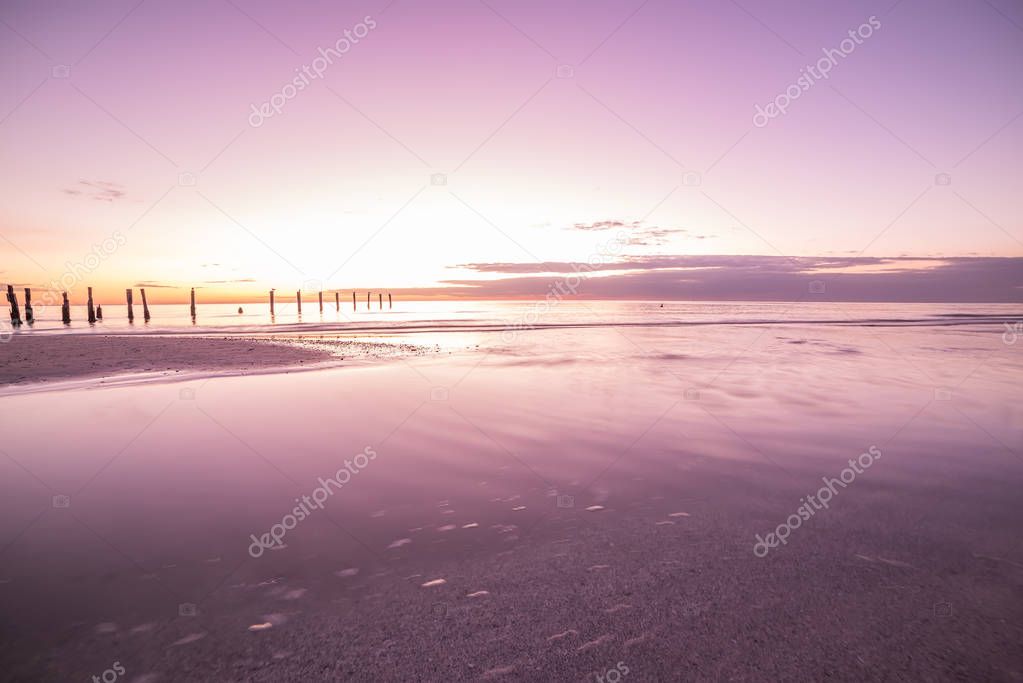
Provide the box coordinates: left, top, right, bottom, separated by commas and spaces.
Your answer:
5, 443, 1021, 682
0, 314, 1020, 680
0, 334, 420, 386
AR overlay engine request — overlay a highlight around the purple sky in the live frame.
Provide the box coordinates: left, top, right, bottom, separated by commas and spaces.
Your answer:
1, 0, 1021, 302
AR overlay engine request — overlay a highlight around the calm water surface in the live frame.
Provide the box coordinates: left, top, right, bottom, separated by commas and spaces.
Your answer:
1, 302, 1021, 680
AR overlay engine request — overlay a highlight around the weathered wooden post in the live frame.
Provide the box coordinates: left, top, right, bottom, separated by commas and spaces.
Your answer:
318, 291, 323, 312
352, 291, 356, 311
61, 292, 70, 324
6, 285, 22, 326
378, 293, 382, 309
296, 290, 302, 314
389, 293, 392, 309
366, 291, 371, 310
140, 288, 151, 321
189, 288, 196, 319
87, 287, 96, 323
269, 289, 275, 316
23, 288, 33, 324
335, 292, 339, 310
126, 288, 134, 322
96, 303, 103, 320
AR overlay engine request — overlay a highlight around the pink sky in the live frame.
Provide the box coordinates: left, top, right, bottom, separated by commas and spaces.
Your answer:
1, 0, 1021, 303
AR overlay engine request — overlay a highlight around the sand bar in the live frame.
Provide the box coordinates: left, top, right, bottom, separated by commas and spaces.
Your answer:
0, 334, 415, 386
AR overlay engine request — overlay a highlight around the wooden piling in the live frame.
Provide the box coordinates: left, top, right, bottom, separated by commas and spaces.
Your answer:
6, 285, 22, 326
87, 287, 96, 323
270, 289, 275, 316
352, 291, 356, 311
141, 288, 151, 321
61, 292, 70, 324
366, 291, 371, 310
126, 289, 134, 322
335, 292, 339, 310
96, 304, 103, 320
23, 288, 33, 324
189, 288, 196, 319
378, 293, 382, 309
318, 291, 323, 312
296, 291, 302, 314
389, 293, 392, 309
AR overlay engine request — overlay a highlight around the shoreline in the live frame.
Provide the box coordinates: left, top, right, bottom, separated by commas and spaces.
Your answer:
0, 334, 426, 388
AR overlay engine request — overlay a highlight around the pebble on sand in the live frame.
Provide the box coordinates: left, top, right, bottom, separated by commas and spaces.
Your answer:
466, 590, 489, 598
421, 578, 447, 588
669, 512, 691, 517
585, 505, 605, 511
462, 522, 479, 529
248, 622, 273, 632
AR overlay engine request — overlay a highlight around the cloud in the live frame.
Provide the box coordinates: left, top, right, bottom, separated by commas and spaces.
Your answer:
565, 219, 711, 245
63, 180, 126, 202
133, 282, 179, 289
436, 256, 1023, 302
625, 227, 714, 246
569, 220, 639, 231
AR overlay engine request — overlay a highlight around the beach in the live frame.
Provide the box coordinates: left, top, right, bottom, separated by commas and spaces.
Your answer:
4, 0, 1020, 677
0, 334, 429, 388
0, 302, 1020, 681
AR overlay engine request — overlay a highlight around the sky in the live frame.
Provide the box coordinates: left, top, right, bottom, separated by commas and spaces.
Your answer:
1, 0, 1021, 303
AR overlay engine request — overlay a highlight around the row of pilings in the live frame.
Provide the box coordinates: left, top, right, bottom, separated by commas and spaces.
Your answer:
6, 285, 393, 325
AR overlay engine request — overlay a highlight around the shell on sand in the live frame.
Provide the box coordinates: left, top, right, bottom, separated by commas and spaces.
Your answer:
547, 629, 578, 642
483, 665, 515, 679
171, 632, 206, 647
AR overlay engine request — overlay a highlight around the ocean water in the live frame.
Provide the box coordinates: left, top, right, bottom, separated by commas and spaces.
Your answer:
1, 301, 1021, 679
7, 298, 1022, 335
